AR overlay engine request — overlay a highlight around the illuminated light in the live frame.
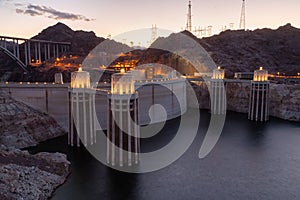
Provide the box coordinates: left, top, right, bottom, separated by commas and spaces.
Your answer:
111, 71, 134, 95
120, 68, 125, 74
70, 55, 72, 58
212, 67, 225, 79
44, 82, 47, 84
253, 67, 268, 82
31, 59, 34, 62
27, 82, 30, 85
35, 82, 38, 84
5, 81, 8, 84
56, 58, 60, 61
52, 82, 55, 85
19, 82, 23, 84
71, 68, 90, 89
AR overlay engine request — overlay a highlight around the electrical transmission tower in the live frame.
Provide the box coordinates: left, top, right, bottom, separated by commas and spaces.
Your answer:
185, 1, 192, 32
239, 0, 246, 30
207, 26, 213, 37
150, 24, 158, 44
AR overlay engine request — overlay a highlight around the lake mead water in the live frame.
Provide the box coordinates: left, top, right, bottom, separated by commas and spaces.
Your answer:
28, 110, 300, 200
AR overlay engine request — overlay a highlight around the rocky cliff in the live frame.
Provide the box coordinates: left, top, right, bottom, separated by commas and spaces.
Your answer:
0, 91, 66, 149
0, 91, 70, 199
2, 23, 300, 82
32, 22, 106, 56
200, 23, 300, 78
0, 145, 69, 200
189, 82, 300, 122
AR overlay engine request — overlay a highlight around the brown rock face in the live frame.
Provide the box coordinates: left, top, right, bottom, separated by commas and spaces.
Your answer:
0, 91, 66, 149
269, 84, 300, 121
0, 91, 70, 199
0, 146, 70, 200
188, 82, 300, 121
226, 82, 251, 113
200, 23, 300, 77
32, 22, 105, 56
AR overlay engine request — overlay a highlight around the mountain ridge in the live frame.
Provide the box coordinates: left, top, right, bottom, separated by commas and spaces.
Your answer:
1, 22, 300, 81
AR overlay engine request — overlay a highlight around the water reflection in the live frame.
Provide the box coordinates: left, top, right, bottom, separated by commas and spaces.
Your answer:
105, 169, 140, 200
27, 110, 300, 200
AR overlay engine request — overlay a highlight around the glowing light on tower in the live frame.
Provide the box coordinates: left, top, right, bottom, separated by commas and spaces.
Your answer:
253, 67, 268, 82
210, 67, 226, 115
71, 67, 90, 88
107, 71, 140, 167
212, 66, 225, 79
248, 67, 270, 121
69, 67, 96, 147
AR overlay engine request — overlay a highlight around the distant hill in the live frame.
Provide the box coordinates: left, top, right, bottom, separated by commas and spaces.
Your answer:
0, 22, 130, 82
32, 22, 106, 56
138, 23, 300, 77
1, 23, 300, 81
200, 23, 300, 77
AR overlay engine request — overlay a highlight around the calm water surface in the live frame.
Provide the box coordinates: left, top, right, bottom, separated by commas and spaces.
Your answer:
28, 110, 300, 200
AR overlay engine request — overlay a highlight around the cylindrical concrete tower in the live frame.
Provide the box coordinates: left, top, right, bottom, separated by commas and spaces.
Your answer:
69, 67, 96, 147
248, 67, 269, 122
210, 67, 227, 115
107, 70, 140, 167
54, 73, 63, 84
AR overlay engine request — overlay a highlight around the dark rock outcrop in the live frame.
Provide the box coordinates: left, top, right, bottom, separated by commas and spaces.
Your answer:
32, 22, 105, 56
0, 91, 66, 149
200, 23, 300, 77
188, 82, 300, 121
130, 24, 300, 78
0, 145, 70, 200
0, 91, 70, 199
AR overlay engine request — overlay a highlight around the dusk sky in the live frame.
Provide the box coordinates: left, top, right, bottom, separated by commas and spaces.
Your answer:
1, 0, 300, 42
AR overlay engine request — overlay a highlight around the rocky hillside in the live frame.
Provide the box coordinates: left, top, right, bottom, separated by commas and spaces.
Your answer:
0, 22, 107, 82
0, 146, 69, 200
32, 22, 105, 56
188, 82, 300, 121
0, 91, 66, 149
1, 23, 300, 81
139, 24, 300, 77
0, 91, 70, 199
200, 23, 300, 77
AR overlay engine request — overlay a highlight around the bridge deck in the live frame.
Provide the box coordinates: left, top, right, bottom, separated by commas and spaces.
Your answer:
0, 35, 71, 45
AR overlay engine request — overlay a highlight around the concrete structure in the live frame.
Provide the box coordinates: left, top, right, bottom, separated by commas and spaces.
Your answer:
0, 35, 70, 71
210, 67, 226, 115
69, 67, 96, 147
234, 72, 254, 80
248, 67, 269, 121
54, 73, 64, 84
107, 70, 140, 166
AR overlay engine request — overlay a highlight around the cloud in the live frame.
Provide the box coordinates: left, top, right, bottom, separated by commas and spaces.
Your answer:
14, 3, 95, 21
